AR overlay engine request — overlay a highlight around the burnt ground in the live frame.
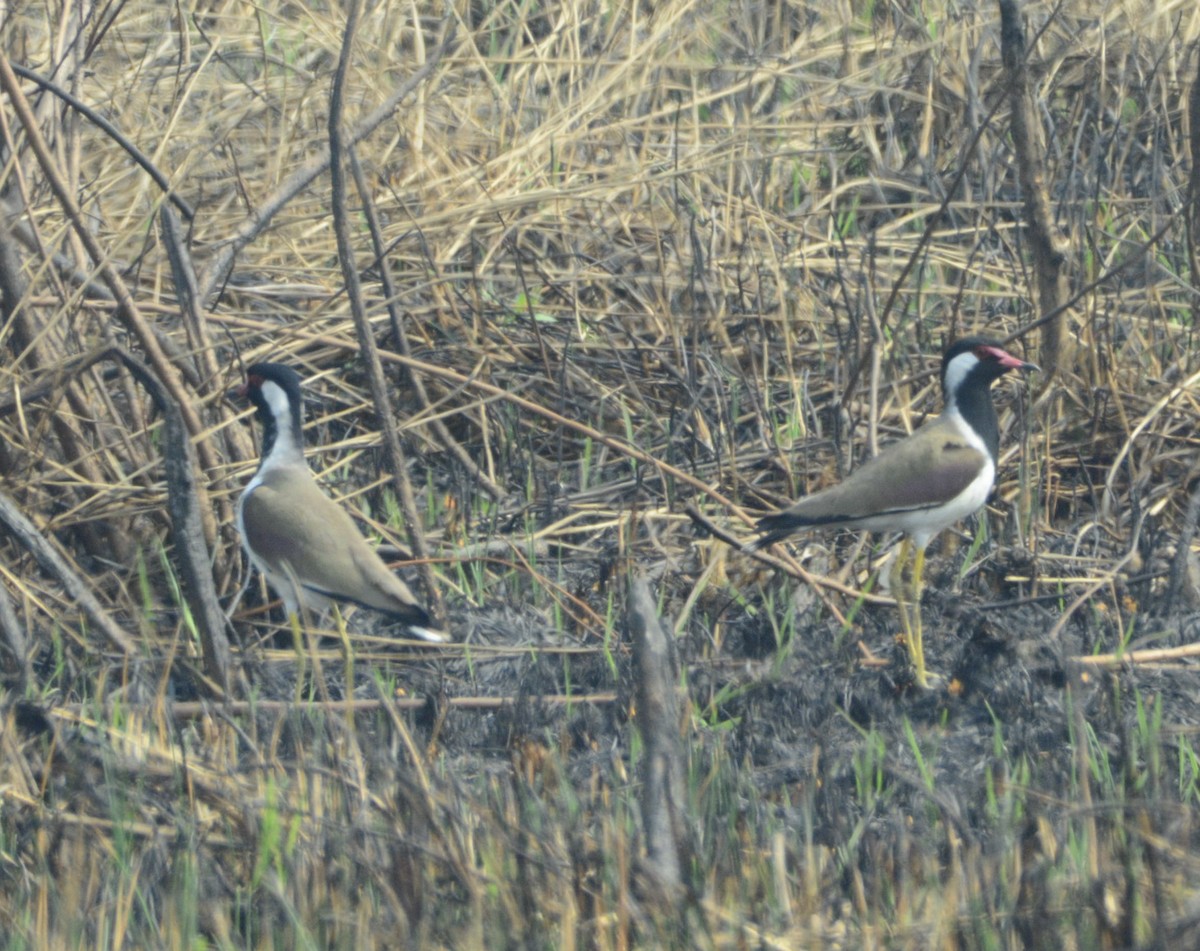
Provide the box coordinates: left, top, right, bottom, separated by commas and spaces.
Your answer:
219, 509, 1200, 946
4, 1, 1200, 945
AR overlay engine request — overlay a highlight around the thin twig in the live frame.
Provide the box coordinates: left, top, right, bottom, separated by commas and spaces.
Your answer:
9, 61, 195, 219
0, 50, 220, 540
329, 2, 444, 619
195, 18, 457, 302
0, 490, 136, 654
77, 691, 622, 720
1073, 642, 1200, 668
347, 148, 506, 501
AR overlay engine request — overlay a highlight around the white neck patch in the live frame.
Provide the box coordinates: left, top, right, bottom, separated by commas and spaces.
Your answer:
260, 379, 292, 420
941, 350, 979, 416
259, 379, 304, 467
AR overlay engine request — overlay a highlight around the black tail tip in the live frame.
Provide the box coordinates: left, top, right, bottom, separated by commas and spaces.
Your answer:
388, 606, 450, 643
385, 604, 434, 630
749, 515, 793, 551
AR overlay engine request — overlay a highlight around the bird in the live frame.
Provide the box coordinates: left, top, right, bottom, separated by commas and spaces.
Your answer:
234, 362, 447, 642
754, 336, 1036, 687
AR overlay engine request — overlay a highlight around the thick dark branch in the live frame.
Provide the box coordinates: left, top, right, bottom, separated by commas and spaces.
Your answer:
999, 0, 1070, 377
628, 576, 691, 901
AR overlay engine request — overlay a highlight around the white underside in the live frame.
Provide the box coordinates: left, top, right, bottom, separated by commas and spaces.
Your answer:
886, 456, 994, 548
871, 409, 996, 549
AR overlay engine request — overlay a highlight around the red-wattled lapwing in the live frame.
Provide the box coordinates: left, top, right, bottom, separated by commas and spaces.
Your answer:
235, 362, 446, 641
755, 337, 1036, 687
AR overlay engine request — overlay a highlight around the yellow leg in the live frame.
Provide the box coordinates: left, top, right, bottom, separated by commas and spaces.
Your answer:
909, 545, 928, 688
894, 536, 914, 642
893, 538, 918, 675
892, 538, 931, 688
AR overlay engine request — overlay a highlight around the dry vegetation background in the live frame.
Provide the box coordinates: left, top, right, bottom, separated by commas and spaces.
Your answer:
2, 0, 1200, 947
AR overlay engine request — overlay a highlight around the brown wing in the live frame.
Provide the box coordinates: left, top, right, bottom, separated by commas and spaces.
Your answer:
242, 468, 430, 625
757, 418, 987, 539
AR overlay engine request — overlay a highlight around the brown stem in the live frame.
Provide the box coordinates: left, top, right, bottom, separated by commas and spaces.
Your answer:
329, 0, 445, 620
999, 0, 1070, 377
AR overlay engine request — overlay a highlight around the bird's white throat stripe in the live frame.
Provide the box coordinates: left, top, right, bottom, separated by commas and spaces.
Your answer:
941, 350, 979, 414
258, 380, 303, 468
260, 380, 292, 424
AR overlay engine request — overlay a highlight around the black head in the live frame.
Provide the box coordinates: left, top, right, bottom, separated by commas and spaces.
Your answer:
941, 336, 1037, 392
940, 336, 1036, 461
240, 362, 303, 408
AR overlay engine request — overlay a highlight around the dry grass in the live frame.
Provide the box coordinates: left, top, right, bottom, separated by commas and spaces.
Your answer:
2, 0, 1200, 947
